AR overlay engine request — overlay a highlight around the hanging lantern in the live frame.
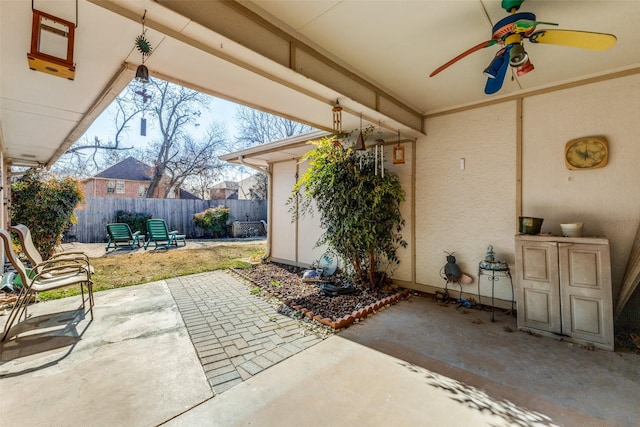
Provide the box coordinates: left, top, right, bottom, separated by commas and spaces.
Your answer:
26, 9, 76, 80
393, 130, 405, 164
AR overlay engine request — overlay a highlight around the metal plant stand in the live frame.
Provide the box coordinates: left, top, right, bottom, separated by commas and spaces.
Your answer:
478, 265, 514, 322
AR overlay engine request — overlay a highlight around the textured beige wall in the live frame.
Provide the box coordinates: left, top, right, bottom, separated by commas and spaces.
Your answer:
270, 160, 297, 263
296, 160, 327, 266
383, 143, 414, 283
417, 102, 517, 302
522, 74, 640, 324
270, 158, 326, 267
413, 73, 640, 326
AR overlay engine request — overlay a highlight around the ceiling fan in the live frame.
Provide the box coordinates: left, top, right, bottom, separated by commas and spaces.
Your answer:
429, 0, 617, 94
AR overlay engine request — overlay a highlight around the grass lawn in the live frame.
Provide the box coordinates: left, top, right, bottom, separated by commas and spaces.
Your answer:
38, 243, 266, 300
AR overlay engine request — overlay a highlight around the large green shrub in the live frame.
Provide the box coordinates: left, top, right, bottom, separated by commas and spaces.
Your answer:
11, 171, 84, 258
193, 206, 230, 238
115, 210, 152, 234
290, 136, 407, 288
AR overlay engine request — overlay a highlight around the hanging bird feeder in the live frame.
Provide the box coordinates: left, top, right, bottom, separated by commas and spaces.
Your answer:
27, 8, 76, 80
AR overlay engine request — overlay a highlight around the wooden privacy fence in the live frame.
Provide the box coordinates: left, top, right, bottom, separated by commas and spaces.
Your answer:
72, 197, 267, 243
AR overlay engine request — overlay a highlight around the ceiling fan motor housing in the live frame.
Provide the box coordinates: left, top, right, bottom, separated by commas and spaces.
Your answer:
501, 0, 525, 13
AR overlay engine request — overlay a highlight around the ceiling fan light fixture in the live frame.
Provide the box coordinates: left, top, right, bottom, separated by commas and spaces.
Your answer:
516, 59, 534, 76
509, 44, 528, 67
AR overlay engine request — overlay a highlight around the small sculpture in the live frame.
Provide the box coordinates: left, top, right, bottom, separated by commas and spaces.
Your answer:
302, 269, 322, 282
484, 245, 495, 262
444, 253, 462, 282
479, 245, 508, 270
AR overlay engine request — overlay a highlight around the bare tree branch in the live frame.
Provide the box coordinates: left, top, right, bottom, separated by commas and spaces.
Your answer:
144, 79, 212, 197
234, 106, 314, 147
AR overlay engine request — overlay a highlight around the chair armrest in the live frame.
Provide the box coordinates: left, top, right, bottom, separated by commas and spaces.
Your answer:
51, 251, 90, 261
32, 263, 90, 283
35, 257, 92, 275
41, 255, 90, 265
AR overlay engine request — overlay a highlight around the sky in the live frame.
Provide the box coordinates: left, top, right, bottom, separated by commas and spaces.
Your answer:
84, 93, 242, 150
79, 86, 254, 184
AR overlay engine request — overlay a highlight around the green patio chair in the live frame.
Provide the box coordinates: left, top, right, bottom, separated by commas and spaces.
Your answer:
105, 223, 143, 251
144, 219, 186, 250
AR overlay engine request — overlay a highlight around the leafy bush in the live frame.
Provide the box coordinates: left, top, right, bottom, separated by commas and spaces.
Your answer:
290, 136, 407, 288
11, 171, 84, 258
193, 206, 229, 237
115, 210, 152, 234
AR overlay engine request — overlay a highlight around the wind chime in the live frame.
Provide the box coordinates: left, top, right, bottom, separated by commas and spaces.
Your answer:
332, 100, 344, 148
373, 126, 385, 178
135, 88, 151, 136
134, 10, 153, 136
332, 100, 342, 135
134, 10, 152, 83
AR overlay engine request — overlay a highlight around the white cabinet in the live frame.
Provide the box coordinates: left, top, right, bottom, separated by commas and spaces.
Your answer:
514, 235, 614, 350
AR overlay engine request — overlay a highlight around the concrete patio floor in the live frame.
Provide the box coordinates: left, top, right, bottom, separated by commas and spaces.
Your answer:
1, 269, 638, 427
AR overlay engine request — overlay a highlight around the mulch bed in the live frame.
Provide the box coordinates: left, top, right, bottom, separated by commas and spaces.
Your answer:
232, 262, 409, 330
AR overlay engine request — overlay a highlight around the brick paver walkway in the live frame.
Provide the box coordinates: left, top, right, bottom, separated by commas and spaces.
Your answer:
166, 270, 326, 394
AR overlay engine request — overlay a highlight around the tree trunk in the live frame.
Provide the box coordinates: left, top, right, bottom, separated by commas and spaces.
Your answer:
146, 163, 163, 198
368, 251, 376, 288
351, 248, 365, 285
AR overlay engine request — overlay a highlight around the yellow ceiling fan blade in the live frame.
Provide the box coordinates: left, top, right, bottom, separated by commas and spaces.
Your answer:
529, 29, 617, 50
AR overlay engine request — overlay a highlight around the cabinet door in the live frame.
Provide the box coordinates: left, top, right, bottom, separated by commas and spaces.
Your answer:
559, 243, 614, 348
515, 240, 561, 333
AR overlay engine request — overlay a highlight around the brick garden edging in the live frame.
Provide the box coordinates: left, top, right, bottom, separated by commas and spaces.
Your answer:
230, 267, 411, 330
289, 289, 411, 329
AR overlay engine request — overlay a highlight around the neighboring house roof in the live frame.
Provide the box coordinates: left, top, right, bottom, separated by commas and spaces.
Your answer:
94, 157, 153, 181
211, 181, 239, 190
87, 157, 203, 200
179, 188, 201, 200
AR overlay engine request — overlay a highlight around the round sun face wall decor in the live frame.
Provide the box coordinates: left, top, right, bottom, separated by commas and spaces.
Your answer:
564, 136, 609, 170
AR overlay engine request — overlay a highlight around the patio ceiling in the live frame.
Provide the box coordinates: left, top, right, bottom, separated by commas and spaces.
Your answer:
1, 1, 639, 168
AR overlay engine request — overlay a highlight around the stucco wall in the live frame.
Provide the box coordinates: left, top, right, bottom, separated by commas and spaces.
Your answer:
418, 102, 517, 302
271, 160, 297, 264
415, 74, 640, 328
382, 143, 414, 283
522, 74, 640, 328
295, 160, 326, 266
